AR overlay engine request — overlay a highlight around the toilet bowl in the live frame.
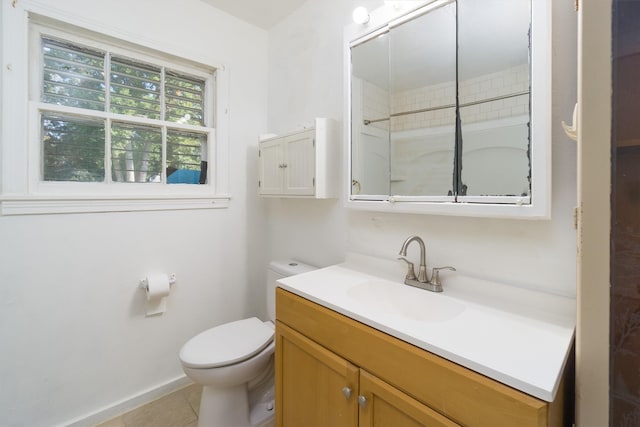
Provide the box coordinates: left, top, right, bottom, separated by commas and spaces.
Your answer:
179, 260, 316, 427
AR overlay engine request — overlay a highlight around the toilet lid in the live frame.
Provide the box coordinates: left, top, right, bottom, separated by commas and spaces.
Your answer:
180, 317, 274, 369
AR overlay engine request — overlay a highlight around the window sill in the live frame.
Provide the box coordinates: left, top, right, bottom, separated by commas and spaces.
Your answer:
0, 195, 230, 216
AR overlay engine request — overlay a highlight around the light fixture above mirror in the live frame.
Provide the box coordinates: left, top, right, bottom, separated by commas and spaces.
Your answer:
352, 7, 370, 24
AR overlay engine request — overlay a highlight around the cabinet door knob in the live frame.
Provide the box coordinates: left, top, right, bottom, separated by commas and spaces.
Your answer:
358, 395, 367, 407
342, 387, 352, 399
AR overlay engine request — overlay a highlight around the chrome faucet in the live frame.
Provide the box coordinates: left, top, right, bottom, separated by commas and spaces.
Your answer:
398, 235, 456, 292
398, 235, 429, 283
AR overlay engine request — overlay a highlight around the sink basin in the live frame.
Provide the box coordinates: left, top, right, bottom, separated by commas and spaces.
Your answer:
346, 280, 466, 322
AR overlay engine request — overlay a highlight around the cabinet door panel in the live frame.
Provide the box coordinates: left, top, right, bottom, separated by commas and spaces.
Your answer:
259, 138, 284, 194
283, 130, 315, 195
276, 321, 358, 427
359, 371, 461, 427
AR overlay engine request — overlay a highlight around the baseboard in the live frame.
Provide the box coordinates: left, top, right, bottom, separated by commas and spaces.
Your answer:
61, 375, 192, 427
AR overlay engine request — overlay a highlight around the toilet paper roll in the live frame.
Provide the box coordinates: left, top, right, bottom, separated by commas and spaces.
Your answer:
145, 273, 171, 316
146, 273, 171, 300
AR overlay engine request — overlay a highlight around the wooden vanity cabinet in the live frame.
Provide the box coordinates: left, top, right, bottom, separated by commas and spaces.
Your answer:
275, 288, 566, 427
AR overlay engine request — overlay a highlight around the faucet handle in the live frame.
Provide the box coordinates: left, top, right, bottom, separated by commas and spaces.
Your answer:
430, 266, 456, 287
397, 257, 417, 281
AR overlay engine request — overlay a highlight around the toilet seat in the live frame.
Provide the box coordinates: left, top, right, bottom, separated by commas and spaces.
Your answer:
179, 317, 274, 369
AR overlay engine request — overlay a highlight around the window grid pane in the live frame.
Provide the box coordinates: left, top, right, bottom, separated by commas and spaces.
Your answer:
111, 123, 162, 183
110, 57, 161, 119
42, 113, 106, 182
42, 38, 106, 111
165, 71, 205, 126
167, 130, 206, 184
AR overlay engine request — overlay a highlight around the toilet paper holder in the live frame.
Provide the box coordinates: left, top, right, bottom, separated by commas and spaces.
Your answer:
139, 273, 177, 291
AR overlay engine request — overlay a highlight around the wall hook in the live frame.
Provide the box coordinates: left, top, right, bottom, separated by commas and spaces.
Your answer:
561, 103, 578, 141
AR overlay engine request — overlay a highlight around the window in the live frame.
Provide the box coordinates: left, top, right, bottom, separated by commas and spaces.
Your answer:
0, 12, 230, 216
38, 36, 211, 186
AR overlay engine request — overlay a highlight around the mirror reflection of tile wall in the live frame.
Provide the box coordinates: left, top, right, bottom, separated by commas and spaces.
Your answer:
361, 64, 529, 132
391, 64, 528, 131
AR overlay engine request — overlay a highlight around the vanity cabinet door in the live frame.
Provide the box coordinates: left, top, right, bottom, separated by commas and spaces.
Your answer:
275, 321, 359, 427
358, 370, 461, 427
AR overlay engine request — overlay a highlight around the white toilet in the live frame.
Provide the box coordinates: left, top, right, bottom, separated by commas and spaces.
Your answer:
179, 260, 316, 427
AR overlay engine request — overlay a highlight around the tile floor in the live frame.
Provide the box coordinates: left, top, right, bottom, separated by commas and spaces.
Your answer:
96, 384, 202, 427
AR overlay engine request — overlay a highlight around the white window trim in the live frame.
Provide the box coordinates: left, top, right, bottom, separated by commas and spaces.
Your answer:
0, 1, 231, 215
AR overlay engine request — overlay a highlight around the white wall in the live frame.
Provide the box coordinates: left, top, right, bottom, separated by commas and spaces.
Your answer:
266, 0, 577, 296
0, 0, 268, 425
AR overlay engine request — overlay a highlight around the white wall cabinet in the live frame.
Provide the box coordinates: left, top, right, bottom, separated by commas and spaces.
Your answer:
259, 118, 338, 198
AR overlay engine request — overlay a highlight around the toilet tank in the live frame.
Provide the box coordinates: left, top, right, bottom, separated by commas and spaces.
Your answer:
267, 260, 317, 321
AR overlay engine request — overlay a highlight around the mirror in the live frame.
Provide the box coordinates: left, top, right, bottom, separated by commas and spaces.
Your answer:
457, 0, 531, 198
389, 2, 457, 197
351, 31, 390, 197
348, 0, 548, 217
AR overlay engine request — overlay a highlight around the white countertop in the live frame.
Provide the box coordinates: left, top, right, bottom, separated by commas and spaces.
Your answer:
277, 253, 575, 402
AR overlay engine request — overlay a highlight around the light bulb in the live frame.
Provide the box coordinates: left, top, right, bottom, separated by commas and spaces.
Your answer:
352, 7, 370, 24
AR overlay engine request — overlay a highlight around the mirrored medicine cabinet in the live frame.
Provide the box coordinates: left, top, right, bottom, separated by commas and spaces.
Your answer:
346, 0, 551, 218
